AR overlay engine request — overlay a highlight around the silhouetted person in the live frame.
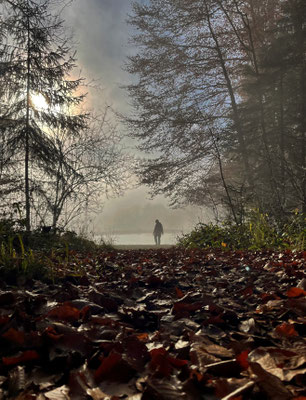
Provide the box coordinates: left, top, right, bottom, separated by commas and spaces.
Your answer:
153, 219, 164, 245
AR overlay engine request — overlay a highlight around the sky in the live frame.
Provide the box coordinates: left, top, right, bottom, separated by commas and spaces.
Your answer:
62, 0, 207, 239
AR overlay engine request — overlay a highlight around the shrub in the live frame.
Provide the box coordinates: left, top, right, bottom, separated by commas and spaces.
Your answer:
177, 211, 305, 250
0, 217, 113, 283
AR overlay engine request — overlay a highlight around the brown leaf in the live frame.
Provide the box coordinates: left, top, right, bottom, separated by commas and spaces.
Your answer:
249, 362, 292, 400
220, 380, 255, 400
86, 387, 109, 399
44, 385, 70, 399
144, 377, 188, 400
239, 318, 256, 334
190, 343, 221, 371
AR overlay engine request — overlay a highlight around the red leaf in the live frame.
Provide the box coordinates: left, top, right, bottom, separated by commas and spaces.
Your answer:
3, 350, 40, 366
80, 305, 91, 320
236, 350, 249, 370
44, 326, 63, 341
275, 322, 298, 337
125, 335, 149, 363
172, 301, 202, 314
150, 348, 172, 377
205, 314, 225, 326
286, 287, 306, 298
190, 369, 205, 382
149, 348, 187, 377
94, 352, 122, 382
175, 287, 184, 299
168, 356, 188, 368
137, 333, 149, 342
48, 304, 80, 322
2, 328, 25, 345
240, 286, 253, 297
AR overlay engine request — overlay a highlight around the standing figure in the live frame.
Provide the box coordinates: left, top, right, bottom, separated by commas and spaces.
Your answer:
153, 219, 164, 245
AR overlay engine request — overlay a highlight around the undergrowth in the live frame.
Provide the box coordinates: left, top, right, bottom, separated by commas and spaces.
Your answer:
0, 219, 113, 283
178, 210, 306, 250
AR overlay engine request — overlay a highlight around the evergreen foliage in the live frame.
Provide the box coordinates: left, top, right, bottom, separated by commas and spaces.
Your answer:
0, 0, 88, 231
0, 0, 128, 231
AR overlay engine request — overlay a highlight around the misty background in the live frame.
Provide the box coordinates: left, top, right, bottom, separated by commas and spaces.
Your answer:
62, 0, 207, 242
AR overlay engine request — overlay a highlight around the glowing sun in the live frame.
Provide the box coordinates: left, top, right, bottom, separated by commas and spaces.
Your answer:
30, 92, 49, 111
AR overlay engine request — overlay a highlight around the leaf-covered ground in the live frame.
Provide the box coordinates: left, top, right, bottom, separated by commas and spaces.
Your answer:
0, 248, 305, 399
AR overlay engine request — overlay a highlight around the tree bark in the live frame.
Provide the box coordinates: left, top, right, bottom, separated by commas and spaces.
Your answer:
25, 7, 31, 232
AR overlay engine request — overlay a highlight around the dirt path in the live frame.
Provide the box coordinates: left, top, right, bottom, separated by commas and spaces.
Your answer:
113, 244, 174, 250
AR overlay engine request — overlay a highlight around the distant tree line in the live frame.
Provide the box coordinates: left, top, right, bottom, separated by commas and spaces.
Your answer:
0, 0, 128, 232
126, 0, 306, 223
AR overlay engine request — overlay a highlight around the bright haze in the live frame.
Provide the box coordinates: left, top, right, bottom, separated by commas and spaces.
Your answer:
63, 0, 207, 240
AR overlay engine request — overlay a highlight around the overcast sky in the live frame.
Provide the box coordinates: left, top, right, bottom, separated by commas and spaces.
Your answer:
63, 0, 207, 238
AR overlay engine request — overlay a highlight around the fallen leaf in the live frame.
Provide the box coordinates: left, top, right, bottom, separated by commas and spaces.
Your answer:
2, 328, 25, 345
286, 287, 306, 298
236, 351, 249, 370
47, 304, 80, 322
275, 323, 298, 338
3, 350, 40, 366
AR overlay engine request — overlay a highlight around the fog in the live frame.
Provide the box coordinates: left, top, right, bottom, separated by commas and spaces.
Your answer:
63, 0, 208, 240
95, 187, 208, 234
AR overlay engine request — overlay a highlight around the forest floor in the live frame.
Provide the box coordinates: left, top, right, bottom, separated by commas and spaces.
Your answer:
114, 245, 174, 250
0, 247, 305, 399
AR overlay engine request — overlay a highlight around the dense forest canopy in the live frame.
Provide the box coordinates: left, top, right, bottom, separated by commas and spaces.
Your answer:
126, 0, 306, 223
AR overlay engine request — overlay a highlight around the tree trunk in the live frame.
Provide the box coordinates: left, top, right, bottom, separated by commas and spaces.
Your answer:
279, 67, 285, 204
204, 1, 252, 187
25, 9, 31, 232
297, 5, 306, 212
210, 129, 239, 225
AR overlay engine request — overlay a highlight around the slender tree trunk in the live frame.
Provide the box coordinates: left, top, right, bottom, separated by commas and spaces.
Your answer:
204, 2, 251, 187
279, 67, 285, 203
210, 129, 239, 225
25, 8, 31, 232
296, 7, 306, 212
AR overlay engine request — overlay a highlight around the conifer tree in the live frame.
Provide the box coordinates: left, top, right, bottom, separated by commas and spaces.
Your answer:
0, 0, 88, 230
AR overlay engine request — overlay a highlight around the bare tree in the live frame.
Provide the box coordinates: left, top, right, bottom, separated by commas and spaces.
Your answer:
32, 108, 130, 229
126, 0, 306, 220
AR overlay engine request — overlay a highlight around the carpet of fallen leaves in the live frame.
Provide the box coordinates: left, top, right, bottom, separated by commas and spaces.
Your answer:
0, 247, 305, 400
